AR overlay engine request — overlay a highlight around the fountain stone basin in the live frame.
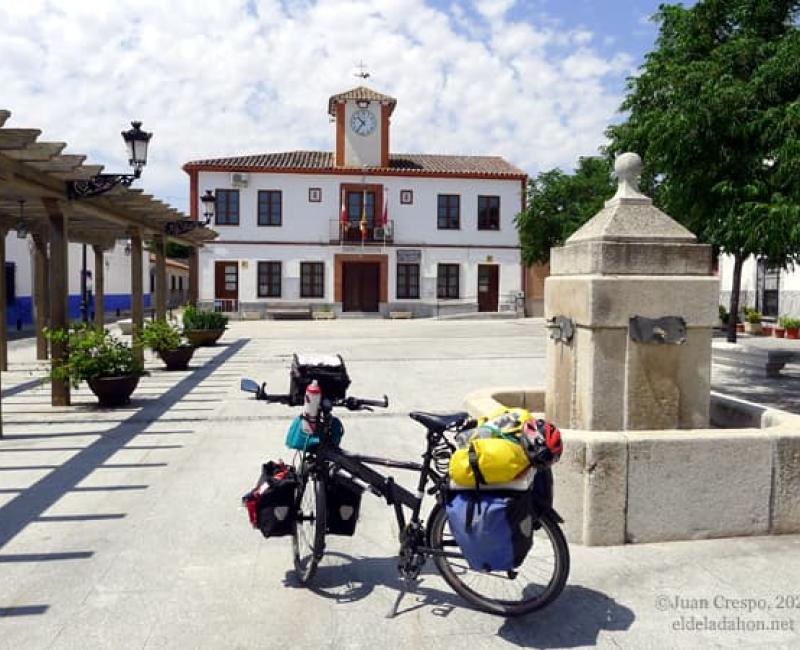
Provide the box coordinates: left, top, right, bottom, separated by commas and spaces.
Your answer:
464, 386, 800, 546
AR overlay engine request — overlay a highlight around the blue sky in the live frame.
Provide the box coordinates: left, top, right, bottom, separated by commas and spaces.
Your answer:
0, 0, 683, 212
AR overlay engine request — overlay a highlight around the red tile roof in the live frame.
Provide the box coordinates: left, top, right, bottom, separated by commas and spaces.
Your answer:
327, 86, 397, 116
184, 151, 526, 179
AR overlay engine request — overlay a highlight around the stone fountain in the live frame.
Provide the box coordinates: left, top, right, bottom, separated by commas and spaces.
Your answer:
465, 153, 800, 546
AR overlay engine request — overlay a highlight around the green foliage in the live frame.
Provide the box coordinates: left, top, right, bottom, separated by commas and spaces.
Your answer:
718, 304, 729, 324
182, 305, 228, 331
515, 157, 615, 265
746, 310, 763, 323
606, 0, 800, 341
140, 318, 184, 352
166, 242, 190, 259
779, 315, 800, 329
46, 324, 144, 388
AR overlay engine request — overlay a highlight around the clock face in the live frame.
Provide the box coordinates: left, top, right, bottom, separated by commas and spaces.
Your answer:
350, 109, 377, 136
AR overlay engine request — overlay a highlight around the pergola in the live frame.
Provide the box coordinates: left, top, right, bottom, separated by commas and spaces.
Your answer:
0, 109, 216, 431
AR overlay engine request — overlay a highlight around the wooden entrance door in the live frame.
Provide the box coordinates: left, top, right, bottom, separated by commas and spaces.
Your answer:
214, 261, 238, 310
342, 262, 380, 312
477, 265, 499, 312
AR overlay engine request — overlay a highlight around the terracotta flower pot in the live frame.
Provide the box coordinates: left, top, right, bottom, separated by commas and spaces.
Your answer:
736, 323, 744, 334
762, 325, 773, 336
744, 322, 762, 335
87, 375, 140, 407
787, 327, 799, 340
185, 329, 225, 347
157, 345, 196, 370
775, 328, 785, 338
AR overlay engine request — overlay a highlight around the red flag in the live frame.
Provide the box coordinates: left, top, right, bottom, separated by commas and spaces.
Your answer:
380, 194, 388, 227
339, 192, 349, 230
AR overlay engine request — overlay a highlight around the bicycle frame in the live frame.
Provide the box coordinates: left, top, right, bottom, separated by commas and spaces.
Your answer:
305, 406, 448, 534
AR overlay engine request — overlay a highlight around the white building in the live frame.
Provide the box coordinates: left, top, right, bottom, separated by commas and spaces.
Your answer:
3, 234, 150, 330
184, 86, 527, 317
719, 255, 800, 320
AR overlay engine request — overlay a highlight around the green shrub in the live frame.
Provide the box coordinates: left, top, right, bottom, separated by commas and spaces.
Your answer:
718, 305, 729, 324
779, 315, 800, 329
182, 305, 228, 331
746, 310, 762, 324
140, 319, 184, 352
46, 324, 144, 388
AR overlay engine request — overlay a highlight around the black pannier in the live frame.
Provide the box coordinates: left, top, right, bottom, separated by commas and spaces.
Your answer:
242, 461, 298, 538
326, 474, 362, 536
289, 354, 351, 406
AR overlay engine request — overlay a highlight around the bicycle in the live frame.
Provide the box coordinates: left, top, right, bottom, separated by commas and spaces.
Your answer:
240, 378, 570, 617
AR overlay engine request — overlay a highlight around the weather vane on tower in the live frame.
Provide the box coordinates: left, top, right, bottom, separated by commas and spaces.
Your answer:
354, 60, 370, 80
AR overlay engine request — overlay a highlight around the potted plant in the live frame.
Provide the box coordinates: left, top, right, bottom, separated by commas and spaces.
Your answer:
718, 305, 729, 329
744, 310, 762, 335
140, 318, 195, 370
46, 324, 145, 406
775, 319, 786, 338
780, 316, 800, 340
182, 305, 228, 346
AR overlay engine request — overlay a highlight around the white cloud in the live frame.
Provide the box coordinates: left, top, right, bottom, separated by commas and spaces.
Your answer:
0, 0, 635, 211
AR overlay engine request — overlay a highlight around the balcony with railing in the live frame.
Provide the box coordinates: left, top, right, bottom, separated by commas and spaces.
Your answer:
329, 220, 394, 244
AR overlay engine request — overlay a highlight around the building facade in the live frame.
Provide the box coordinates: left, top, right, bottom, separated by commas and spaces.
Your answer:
3, 233, 150, 329
184, 87, 527, 317
719, 254, 800, 321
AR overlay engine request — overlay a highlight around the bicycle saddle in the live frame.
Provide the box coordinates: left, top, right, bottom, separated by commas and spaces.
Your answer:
409, 411, 470, 432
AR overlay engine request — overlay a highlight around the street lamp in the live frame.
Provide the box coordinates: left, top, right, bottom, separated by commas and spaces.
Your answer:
67, 121, 152, 199
164, 190, 215, 236
200, 190, 216, 224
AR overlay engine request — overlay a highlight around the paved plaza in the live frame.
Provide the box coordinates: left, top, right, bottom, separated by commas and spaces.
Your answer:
1, 318, 799, 649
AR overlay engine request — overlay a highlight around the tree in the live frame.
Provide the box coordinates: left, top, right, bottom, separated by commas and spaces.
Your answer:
607, 0, 800, 342
515, 157, 615, 266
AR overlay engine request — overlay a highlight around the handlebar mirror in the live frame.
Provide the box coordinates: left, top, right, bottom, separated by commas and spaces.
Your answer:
240, 378, 260, 394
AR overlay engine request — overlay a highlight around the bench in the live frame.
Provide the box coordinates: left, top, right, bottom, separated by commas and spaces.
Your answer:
713, 341, 800, 377
266, 307, 313, 321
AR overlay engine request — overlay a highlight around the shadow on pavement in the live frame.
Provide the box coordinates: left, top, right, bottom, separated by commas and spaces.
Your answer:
283, 552, 464, 616
498, 584, 635, 648
283, 551, 635, 638
0, 339, 249, 550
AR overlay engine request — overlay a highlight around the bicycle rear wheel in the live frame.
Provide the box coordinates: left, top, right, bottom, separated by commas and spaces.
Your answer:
428, 505, 569, 616
292, 465, 326, 584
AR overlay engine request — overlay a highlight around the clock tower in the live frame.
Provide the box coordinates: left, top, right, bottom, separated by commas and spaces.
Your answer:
329, 86, 396, 168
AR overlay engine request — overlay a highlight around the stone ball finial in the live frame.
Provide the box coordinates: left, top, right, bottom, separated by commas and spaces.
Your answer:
606, 152, 649, 205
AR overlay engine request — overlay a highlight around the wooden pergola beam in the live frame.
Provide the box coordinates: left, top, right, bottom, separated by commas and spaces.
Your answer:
3, 142, 66, 162
0, 129, 42, 150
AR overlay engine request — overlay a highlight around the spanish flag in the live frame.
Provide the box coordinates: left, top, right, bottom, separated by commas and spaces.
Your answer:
359, 199, 368, 240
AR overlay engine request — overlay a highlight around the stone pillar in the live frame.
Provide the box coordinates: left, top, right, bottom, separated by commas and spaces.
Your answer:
153, 234, 167, 320
129, 230, 144, 365
93, 245, 105, 329
188, 247, 199, 306
32, 233, 49, 360
544, 153, 718, 431
44, 199, 70, 406
0, 228, 7, 372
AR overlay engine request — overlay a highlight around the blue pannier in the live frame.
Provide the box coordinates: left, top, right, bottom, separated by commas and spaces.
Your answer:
445, 490, 534, 572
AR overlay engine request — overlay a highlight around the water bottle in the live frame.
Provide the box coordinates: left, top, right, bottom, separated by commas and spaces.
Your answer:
302, 380, 321, 434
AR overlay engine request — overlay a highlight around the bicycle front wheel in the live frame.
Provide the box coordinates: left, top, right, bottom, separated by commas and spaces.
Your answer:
428, 505, 569, 616
292, 466, 326, 584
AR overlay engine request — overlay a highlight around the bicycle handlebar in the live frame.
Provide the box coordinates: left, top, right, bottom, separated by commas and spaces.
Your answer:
240, 378, 388, 411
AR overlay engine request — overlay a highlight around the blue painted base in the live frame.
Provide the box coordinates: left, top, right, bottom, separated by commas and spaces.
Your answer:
7, 293, 152, 329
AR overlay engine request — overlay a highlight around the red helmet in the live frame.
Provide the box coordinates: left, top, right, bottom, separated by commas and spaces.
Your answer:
521, 418, 563, 466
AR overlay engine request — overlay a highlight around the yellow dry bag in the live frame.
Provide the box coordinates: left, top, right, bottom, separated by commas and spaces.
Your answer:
449, 438, 531, 488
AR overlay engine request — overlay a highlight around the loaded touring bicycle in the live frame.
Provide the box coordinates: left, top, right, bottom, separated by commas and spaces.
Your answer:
241, 354, 569, 617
